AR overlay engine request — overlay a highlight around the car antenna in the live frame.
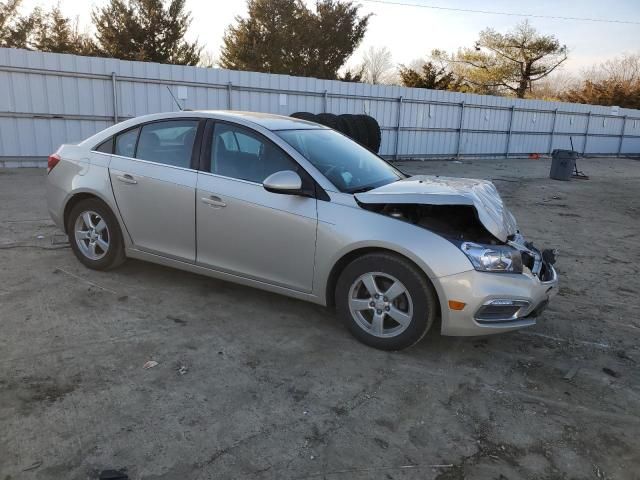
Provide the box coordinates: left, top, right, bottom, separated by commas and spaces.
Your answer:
166, 86, 184, 111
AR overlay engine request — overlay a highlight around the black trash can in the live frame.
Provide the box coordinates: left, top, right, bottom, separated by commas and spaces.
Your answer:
550, 149, 577, 181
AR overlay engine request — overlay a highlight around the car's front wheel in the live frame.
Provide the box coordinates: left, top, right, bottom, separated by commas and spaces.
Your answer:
336, 253, 437, 350
67, 198, 126, 270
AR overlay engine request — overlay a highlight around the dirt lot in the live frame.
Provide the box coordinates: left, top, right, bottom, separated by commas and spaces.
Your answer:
1, 157, 639, 480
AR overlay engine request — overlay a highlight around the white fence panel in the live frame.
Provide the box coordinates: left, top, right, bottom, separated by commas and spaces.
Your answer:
0, 47, 639, 167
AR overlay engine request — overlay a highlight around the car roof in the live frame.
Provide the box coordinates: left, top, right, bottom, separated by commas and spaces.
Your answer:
76, 110, 326, 149
113, 110, 326, 131
197, 111, 326, 131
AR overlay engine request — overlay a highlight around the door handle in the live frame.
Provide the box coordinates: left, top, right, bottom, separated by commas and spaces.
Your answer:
201, 195, 226, 208
116, 174, 137, 184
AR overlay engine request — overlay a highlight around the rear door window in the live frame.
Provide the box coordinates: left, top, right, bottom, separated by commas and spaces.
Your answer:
135, 120, 199, 168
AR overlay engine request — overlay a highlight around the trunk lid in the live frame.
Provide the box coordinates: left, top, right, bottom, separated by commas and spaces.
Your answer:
355, 175, 518, 242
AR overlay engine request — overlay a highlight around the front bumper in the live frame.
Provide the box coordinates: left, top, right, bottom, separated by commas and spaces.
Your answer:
437, 263, 558, 336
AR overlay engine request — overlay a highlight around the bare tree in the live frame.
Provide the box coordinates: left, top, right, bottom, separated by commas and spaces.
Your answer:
199, 49, 218, 68
583, 53, 640, 84
360, 46, 394, 84
564, 53, 640, 109
528, 71, 578, 100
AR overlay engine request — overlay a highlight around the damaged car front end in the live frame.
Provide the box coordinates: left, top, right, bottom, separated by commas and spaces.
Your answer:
355, 175, 558, 336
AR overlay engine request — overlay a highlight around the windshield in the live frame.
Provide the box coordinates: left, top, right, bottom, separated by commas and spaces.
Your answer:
276, 128, 404, 193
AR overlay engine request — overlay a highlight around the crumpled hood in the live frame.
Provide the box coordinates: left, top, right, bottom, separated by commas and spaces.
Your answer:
355, 175, 518, 242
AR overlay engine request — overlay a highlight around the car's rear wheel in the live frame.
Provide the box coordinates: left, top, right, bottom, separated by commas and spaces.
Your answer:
67, 198, 126, 270
336, 253, 437, 350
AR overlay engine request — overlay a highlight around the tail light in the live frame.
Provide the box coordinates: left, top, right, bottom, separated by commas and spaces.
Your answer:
47, 153, 61, 174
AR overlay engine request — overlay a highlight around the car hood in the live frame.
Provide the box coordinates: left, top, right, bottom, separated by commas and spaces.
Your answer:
355, 175, 518, 242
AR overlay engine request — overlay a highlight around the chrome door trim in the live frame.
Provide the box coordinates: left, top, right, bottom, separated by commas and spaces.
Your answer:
197, 169, 262, 186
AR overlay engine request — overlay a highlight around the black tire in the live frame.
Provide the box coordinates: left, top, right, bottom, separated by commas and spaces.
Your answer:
335, 253, 437, 350
67, 198, 126, 270
360, 115, 382, 153
338, 114, 358, 140
290, 112, 318, 123
340, 114, 370, 148
316, 113, 345, 132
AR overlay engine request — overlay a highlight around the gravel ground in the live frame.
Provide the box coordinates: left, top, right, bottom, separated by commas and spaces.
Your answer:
1, 156, 639, 480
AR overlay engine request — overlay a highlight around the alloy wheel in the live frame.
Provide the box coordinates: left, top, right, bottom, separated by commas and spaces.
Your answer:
348, 272, 413, 338
74, 210, 110, 260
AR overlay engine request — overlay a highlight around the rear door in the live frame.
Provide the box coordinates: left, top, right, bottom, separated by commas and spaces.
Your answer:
196, 121, 318, 291
109, 119, 203, 262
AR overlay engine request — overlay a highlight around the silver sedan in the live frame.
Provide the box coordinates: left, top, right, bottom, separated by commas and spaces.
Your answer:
46, 111, 558, 350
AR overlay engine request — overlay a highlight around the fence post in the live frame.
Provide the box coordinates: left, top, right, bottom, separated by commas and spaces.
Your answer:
111, 72, 119, 124
505, 105, 515, 158
394, 96, 403, 160
583, 111, 591, 155
456, 101, 465, 159
617, 115, 627, 156
227, 82, 233, 110
548, 108, 558, 154
323, 90, 328, 113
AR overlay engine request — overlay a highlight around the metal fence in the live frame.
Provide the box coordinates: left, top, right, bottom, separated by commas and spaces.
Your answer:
1, 47, 639, 167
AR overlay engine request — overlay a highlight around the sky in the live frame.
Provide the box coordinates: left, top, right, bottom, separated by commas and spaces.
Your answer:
19, 0, 640, 74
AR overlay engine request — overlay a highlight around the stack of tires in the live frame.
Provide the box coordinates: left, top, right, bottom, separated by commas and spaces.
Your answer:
290, 112, 382, 154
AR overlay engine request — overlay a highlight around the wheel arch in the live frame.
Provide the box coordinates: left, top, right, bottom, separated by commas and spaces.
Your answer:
62, 190, 117, 234
324, 246, 441, 314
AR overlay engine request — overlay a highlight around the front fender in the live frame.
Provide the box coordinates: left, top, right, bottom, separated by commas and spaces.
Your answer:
313, 198, 473, 303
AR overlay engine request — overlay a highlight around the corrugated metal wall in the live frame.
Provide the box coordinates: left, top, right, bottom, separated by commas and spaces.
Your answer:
1, 47, 639, 166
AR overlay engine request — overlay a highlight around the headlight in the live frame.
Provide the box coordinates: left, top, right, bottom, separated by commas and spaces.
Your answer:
460, 242, 523, 273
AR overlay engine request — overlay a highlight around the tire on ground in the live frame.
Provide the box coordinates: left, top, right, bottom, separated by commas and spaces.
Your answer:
316, 113, 346, 132
335, 252, 438, 350
360, 114, 382, 153
339, 114, 369, 148
337, 114, 357, 140
66, 197, 126, 271
290, 112, 318, 123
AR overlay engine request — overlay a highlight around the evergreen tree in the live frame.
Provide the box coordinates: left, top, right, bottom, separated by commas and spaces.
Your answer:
398, 62, 464, 91
92, 0, 201, 65
220, 0, 369, 80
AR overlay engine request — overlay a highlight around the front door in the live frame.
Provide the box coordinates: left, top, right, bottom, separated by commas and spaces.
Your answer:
196, 121, 317, 291
109, 119, 201, 262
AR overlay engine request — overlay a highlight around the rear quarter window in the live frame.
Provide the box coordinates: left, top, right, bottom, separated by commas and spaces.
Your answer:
93, 137, 114, 154
114, 128, 140, 158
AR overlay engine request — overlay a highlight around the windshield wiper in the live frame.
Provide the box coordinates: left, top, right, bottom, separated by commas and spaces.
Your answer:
348, 185, 375, 194
347, 178, 400, 194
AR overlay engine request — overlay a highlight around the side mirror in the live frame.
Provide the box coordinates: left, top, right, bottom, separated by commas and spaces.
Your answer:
263, 170, 303, 195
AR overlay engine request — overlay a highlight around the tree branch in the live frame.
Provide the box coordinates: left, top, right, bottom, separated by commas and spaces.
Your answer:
478, 43, 522, 65
529, 56, 568, 81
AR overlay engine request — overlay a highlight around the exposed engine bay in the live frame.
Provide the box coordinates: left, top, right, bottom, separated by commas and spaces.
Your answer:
359, 203, 498, 244
360, 202, 556, 281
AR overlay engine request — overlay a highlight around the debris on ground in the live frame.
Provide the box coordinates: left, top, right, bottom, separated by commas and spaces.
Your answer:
563, 366, 580, 381
177, 365, 188, 375
51, 233, 69, 245
602, 367, 621, 378
143, 360, 158, 370
615, 350, 634, 362
22, 460, 42, 472
98, 469, 129, 480
167, 315, 187, 325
